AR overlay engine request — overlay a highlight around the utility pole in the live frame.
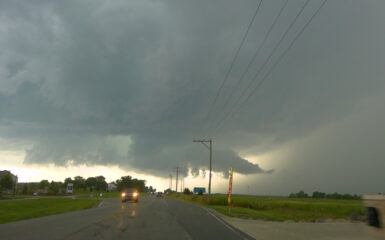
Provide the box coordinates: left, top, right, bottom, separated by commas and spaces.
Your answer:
175, 167, 179, 193
180, 174, 183, 192
193, 139, 212, 202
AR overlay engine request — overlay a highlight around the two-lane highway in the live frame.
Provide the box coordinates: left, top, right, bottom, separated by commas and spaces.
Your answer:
0, 196, 253, 240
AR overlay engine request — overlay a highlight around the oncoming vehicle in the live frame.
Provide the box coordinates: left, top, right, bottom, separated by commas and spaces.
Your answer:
121, 188, 139, 202
156, 192, 164, 198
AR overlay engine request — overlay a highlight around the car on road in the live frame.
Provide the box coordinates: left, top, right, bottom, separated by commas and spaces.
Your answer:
156, 192, 164, 198
121, 188, 139, 202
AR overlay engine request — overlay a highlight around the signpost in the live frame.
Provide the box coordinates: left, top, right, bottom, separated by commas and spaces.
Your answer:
227, 167, 233, 214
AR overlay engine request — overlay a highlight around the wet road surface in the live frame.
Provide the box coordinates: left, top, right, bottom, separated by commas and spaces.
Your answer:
0, 196, 252, 240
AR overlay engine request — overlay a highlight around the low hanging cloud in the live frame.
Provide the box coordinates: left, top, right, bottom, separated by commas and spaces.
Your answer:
1, 0, 385, 190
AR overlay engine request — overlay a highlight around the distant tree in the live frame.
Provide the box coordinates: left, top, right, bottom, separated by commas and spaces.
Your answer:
183, 188, 192, 195
39, 180, 49, 190
296, 190, 308, 198
198, 190, 203, 195
95, 176, 108, 191
116, 176, 132, 191
292, 190, 360, 200
352, 194, 361, 200
85, 177, 97, 191
74, 176, 86, 190
327, 192, 342, 199
312, 191, 326, 199
288, 190, 308, 198
0, 171, 14, 194
48, 181, 59, 195
64, 177, 73, 186
115, 176, 147, 192
22, 184, 29, 194
164, 188, 172, 194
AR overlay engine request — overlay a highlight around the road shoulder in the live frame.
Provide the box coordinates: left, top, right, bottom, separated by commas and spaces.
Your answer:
208, 208, 380, 240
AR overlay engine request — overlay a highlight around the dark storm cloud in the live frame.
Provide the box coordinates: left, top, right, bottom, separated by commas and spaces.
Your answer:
1, 0, 385, 191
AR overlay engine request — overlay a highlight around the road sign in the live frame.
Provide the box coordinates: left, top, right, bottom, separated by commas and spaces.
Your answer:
227, 167, 233, 206
193, 187, 206, 194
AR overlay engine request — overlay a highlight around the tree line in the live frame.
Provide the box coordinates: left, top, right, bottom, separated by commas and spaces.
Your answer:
289, 190, 361, 200
0, 171, 155, 196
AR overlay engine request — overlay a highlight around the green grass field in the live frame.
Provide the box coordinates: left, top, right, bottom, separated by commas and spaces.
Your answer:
0, 198, 101, 224
168, 194, 365, 222
0, 193, 29, 199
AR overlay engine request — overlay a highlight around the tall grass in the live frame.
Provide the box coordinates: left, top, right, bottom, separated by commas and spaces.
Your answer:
169, 194, 365, 221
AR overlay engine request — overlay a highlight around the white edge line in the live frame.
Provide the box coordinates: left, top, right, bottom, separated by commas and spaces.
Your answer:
98, 200, 104, 207
204, 208, 236, 233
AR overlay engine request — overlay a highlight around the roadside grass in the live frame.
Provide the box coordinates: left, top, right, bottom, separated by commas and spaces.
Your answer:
0, 198, 100, 224
0, 193, 29, 200
168, 194, 365, 222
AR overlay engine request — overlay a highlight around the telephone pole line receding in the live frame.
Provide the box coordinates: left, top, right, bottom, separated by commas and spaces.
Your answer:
193, 139, 213, 202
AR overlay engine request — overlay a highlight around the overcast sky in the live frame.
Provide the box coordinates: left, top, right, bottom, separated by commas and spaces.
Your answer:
1, 0, 384, 195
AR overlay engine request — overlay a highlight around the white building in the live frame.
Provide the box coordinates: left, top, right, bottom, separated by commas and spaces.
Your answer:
66, 183, 74, 194
108, 183, 117, 191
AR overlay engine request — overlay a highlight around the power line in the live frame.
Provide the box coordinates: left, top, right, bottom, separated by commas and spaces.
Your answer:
212, 0, 328, 136
209, 0, 310, 136
207, 0, 288, 132
204, 0, 263, 126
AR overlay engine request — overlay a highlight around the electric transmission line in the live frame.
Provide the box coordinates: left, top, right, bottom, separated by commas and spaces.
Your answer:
207, 0, 288, 132
204, 0, 263, 126
211, 0, 328, 136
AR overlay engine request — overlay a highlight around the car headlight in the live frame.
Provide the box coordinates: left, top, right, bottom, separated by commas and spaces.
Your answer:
121, 193, 126, 197
133, 192, 138, 197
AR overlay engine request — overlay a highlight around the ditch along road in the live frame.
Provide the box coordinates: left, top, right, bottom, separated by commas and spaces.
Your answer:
0, 195, 253, 240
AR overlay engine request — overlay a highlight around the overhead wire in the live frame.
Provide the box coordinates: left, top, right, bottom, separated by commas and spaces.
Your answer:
209, 0, 311, 135
211, 0, 328, 137
203, 0, 263, 127
207, 0, 288, 132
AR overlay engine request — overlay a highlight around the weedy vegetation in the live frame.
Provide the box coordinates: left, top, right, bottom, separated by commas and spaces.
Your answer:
168, 194, 365, 222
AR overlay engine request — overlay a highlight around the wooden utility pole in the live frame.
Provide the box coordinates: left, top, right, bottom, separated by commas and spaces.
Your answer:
175, 167, 179, 193
193, 139, 212, 202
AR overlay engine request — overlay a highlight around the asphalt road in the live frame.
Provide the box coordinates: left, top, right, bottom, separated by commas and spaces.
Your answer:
0, 196, 252, 240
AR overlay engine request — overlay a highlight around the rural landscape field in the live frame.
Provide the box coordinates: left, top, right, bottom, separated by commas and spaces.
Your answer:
1, 0, 385, 239
169, 194, 365, 222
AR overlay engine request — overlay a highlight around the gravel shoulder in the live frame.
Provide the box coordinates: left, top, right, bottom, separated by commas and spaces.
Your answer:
209, 209, 382, 240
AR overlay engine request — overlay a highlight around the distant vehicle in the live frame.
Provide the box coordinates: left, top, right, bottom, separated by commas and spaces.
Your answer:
156, 192, 164, 197
193, 187, 206, 195
121, 188, 139, 202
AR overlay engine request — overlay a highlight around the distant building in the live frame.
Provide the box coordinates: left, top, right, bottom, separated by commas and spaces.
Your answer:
193, 187, 206, 194
108, 183, 117, 191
